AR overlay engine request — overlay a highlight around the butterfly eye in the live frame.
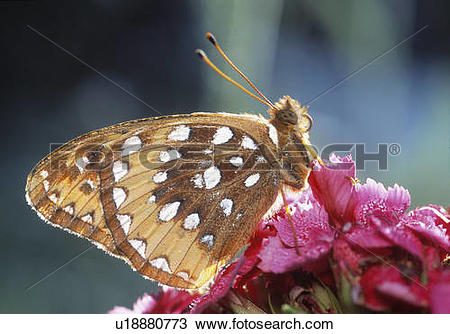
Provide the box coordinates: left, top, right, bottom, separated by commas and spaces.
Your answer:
302, 114, 313, 132
275, 109, 298, 125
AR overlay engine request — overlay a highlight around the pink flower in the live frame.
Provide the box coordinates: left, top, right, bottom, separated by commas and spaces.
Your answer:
108, 155, 450, 314
256, 154, 450, 313
309, 155, 449, 312
108, 286, 197, 314
309, 154, 411, 228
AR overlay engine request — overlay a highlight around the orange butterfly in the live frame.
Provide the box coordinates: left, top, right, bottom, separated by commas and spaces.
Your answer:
26, 33, 314, 290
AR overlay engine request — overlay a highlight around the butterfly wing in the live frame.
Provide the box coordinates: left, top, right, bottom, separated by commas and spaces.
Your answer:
26, 113, 281, 289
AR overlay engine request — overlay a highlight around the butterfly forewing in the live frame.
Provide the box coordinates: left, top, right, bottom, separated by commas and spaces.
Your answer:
26, 113, 281, 289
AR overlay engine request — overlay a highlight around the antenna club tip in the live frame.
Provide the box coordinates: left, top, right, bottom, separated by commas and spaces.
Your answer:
205, 32, 217, 45
195, 48, 207, 59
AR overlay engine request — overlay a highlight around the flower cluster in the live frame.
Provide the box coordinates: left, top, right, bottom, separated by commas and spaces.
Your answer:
109, 155, 450, 314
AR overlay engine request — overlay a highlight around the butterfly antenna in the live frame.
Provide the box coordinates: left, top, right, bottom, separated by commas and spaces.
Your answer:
195, 49, 274, 109
205, 33, 277, 110
280, 187, 301, 256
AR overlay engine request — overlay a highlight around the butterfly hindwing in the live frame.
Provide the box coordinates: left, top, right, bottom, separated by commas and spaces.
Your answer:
26, 113, 281, 289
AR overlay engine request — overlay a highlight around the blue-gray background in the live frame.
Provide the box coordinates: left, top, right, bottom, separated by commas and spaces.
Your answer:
1, 0, 449, 313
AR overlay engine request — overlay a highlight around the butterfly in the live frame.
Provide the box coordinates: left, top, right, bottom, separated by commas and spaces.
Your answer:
25, 33, 315, 290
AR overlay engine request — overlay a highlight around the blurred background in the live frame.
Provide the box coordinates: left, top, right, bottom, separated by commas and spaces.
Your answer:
1, 0, 449, 313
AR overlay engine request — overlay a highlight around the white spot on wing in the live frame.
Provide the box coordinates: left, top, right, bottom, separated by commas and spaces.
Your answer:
147, 195, 156, 203
129, 239, 146, 258
241, 136, 257, 150
116, 214, 131, 235
159, 149, 181, 162
63, 205, 74, 215
268, 123, 278, 146
113, 187, 127, 209
40, 170, 49, 178
191, 173, 204, 188
244, 173, 261, 187
121, 136, 142, 157
150, 257, 172, 273
203, 148, 213, 154
220, 198, 233, 216
168, 125, 190, 141
229, 156, 243, 167
86, 179, 96, 189
81, 214, 93, 223
48, 193, 58, 204
200, 234, 214, 249
212, 126, 234, 145
153, 171, 168, 183
159, 201, 181, 222
203, 166, 221, 189
43, 180, 49, 191
177, 271, 190, 281
256, 155, 266, 163
75, 157, 88, 173
113, 161, 128, 182
183, 213, 200, 230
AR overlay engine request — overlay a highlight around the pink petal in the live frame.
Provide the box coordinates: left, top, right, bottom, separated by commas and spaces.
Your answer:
344, 223, 393, 249
274, 189, 334, 248
429, 270, 450, 314
404, 206, 450, 252
108, 293, 156, 314
108, 306, 134, 314
135, 293, 159, 313
360, 265, 427, 311
424, 246, 442, 272
257, 236, 332, 274
257, 237, 299, 273
352, 179, 410, 223
377, 281, 428, 308
386, 184, 411, 213
152, 287, 196, 314
308, 154, 356, 225
257, 189, 334, 274
236, 220, 277, 277
369, 216, 424, 260
189, 261, 241, 313
108, 288, 197, 314
333, 238, 368, 273
360, 265, 399, 311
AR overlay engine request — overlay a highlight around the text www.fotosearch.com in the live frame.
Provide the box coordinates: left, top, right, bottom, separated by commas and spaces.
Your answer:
195, 317, 333, 330
114, 317, 334, 331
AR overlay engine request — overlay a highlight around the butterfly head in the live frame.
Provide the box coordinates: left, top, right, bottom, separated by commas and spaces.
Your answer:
270, 95, 313, 137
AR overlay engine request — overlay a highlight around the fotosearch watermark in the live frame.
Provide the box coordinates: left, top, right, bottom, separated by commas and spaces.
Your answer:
318, 143, 401, 170
47, 142, 401, 173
